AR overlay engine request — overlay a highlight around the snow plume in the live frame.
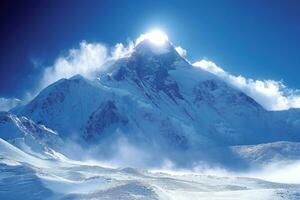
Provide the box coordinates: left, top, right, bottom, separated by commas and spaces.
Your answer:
249, 160, 300, 184
193, 59, 300, 111
40, 30, 173, 89
37, 33, 300, 111
0, 97, 21, 111
59, 131, 244, 170
151, 160, 300, 184
111, 42, 135, 60
103, 137, 154, 168
37, 32, 186, 93
60, 133, 165, 169
175, 46, 187, 58
40, 41, 109, 89
39, 39, 137, 91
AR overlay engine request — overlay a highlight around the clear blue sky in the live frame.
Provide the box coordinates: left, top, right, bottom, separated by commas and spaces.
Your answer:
1, 0, 300, 98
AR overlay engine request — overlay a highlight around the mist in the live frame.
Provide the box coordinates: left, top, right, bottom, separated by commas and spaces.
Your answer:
52, 132, 300, 186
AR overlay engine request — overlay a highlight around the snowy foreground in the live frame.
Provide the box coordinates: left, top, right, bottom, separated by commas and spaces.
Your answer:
1, 139, 299, 200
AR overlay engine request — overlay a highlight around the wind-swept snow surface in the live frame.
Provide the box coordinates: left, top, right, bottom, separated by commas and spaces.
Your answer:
0, 140, 299, 200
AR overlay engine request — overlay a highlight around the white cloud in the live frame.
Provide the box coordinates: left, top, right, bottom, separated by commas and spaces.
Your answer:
111, 42, 135, 60
38, 31, 182, 91
175, 46, 187, 58
193, 60, 300, 111
39, 32, 165, 91
39, 39, 139, 91
36, 33, 300, 111
40, 41, 109, 89
0, 98, 21, 111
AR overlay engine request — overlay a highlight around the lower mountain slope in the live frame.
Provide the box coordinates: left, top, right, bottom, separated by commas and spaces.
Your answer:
11, 40, 300, 166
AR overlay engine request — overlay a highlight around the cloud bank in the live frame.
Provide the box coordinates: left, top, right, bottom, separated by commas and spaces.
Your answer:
193, 60, 300, 111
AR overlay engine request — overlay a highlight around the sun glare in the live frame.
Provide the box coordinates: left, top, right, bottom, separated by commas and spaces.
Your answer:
143, 30, 168, 45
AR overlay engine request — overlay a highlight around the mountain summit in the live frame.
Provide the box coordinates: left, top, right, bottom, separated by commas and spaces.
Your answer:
9, 36, 300, 166
134, 38, 178, 55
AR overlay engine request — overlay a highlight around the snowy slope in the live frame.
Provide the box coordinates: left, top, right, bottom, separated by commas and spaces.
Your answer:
0, 111, 63, 157
12, 39, 300, 166
231, 141, 300, 165
12, 76, 111, 138
0, 139, 299, 200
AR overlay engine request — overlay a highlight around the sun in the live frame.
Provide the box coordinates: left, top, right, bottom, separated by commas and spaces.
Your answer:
145, 30, 168, 45
142, 30, 169, 46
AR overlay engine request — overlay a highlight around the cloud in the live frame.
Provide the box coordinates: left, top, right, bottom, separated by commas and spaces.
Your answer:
36, 33, 300, 111
38, 31, 186, 92
175, 46, 187, 58
39, 31, 168, 91
193, 59, 300, 111
0, 97, 21, 111
40, 41, 110, 89
111, 42, 135, 60
39, 39, 139, 91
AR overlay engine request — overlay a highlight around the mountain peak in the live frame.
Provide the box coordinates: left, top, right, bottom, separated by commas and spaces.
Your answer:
109, 38, 188, 83
134, 39, 175, 56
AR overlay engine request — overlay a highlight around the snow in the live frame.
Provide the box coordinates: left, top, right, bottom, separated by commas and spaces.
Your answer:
0, 112, 63, 157
8, 39, 300, 168
231, 141, 300, 165
14, 40, 300, 152
0, 139, 300, 200
2, 37, 300, 199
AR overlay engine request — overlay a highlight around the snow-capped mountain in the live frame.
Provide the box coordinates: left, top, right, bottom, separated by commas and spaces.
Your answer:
2, 37, 300, 200
0, 111, 63, 157
10, 39, 300, 166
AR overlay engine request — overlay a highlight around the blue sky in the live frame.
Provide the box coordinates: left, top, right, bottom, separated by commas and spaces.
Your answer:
0, 0, 300, 101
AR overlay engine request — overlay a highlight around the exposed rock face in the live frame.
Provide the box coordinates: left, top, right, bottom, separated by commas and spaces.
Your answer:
84, 101, 128, 139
